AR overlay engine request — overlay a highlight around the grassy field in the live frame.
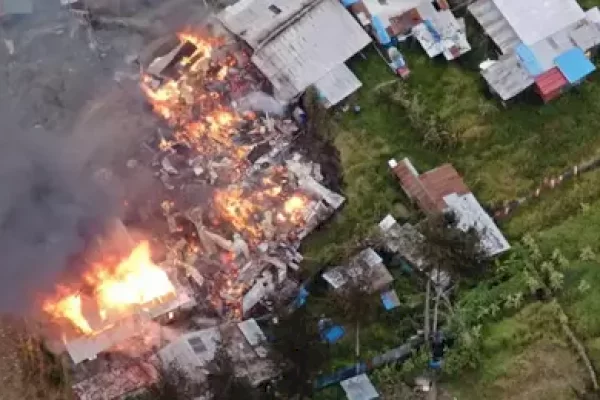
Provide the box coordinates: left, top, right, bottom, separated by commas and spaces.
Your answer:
303, 2, 600, 397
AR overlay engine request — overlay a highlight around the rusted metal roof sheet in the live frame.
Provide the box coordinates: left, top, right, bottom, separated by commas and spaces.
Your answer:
419, 164, 470, 212
534, 67, 568, 102
390, 158, 469, 214
251, 0, 371, 101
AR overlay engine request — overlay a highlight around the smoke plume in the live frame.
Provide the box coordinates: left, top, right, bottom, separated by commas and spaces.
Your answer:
237, 91, 287, 115
0, 123, 121, 312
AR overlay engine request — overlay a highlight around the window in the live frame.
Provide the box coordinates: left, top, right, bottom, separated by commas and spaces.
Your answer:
269, 4, 282, 14
188, 337, 207, 354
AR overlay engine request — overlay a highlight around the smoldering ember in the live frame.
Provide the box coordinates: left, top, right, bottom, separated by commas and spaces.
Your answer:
36, 25, 345, 399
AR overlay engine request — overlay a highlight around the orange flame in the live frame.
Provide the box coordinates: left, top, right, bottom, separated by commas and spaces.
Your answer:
44, 242, 175, 335
43, 291, 93, 335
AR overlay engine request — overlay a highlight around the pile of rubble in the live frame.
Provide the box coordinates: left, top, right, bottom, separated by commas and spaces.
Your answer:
137, 31, 345, 319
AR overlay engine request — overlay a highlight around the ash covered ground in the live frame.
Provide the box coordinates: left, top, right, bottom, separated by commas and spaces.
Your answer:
0, 1, 211, 398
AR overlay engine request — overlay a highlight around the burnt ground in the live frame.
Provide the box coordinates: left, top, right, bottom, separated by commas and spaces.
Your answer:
293, 95, 344, 194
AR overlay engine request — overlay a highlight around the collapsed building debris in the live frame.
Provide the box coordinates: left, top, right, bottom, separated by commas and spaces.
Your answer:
39, 26, 345, 398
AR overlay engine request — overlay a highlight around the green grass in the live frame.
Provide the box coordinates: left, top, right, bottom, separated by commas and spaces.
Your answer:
302, 2, 600, 397
303, 43, 600, 265
448, 303, 586, 400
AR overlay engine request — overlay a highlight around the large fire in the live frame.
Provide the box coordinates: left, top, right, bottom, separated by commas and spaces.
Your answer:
44, 31, 313, 334
44, 242, 175, 335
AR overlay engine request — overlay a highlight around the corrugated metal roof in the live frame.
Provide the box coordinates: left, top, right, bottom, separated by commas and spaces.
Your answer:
340, 374, 379, 400
515, 43, 543, 76
492, 0, 585, 46
468, 0, 519, 54
66, 316, 148, 364
570, 20, 600, 51
72, 362, 158, 400
443, 192, 510, 256
0, 0, 32, 15
586, 7, 600, 25
392, 158, 470, 214
419, 164, 470, 212
158, 327, 221, 373
555, 47, 596, 84
361, 0, 425, 25
528, 29, 576, 73
534, 67, 567, 102
251, 0, 371, 101
481, 54, 534, 100
314, 63, 362, 108
436, 9, 471, 60
218, 0, 318, 49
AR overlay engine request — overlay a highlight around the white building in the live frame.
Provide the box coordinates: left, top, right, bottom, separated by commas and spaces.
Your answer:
218, 0, 371, 103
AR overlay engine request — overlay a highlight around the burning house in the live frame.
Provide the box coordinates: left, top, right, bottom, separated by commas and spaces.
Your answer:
470, 0, 600, 103
218, 0, 371, 105
42, 27, 345, 398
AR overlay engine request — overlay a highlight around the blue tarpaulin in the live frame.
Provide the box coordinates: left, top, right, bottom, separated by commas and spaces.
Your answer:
323, 325, 345, 343
319, 318, 346, 343
341, 0, 359, 6
381, 290, 401, 310
423, 20, 441, 43
555, 47, 596, 84
293, 286, 309, 308
372, 16, 391, 45
516, 43, 544, 77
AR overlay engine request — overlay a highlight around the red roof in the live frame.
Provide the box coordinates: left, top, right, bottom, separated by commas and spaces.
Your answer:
534, 67, 568, 102
391, 159, 470, 214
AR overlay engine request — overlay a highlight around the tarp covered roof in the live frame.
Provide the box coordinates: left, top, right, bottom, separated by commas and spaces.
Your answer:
555, 47, 596, 84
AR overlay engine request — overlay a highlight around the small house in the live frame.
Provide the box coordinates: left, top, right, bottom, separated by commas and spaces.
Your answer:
157, 319, 277, 388
218, 0, 371, 105
322, 248, 394, 293
342, 0, 470, 61
389, 158, 510, 257
469, 0, 600, 103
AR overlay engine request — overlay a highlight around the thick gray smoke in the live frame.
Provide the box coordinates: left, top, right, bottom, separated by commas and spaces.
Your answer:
0, 125, 119, 312
237, 91, 286, 115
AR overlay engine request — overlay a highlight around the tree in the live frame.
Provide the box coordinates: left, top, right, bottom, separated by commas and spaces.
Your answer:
325, 265, 380, 374
269, 307, 330, 399
418, 212, 489, 282
205, 341, 266, 400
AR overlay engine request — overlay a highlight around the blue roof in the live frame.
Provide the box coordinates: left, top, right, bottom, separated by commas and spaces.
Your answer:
555, 47, 596, 84
340, 0, 359, 6
372, 16, 391, 45
516, 43, 544, 77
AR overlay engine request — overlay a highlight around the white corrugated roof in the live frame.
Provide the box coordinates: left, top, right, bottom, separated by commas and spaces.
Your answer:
362, 0, 425, 26
66, 316, 149, 364
314, 63, 362, 108
251, 0, 371, 101
157, 327, 221, 374
587, 7, 600, 25
218, 0, 317, 48
443, 192, 510, 257
492, 0, 585, 46
340, 374, 379, 400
